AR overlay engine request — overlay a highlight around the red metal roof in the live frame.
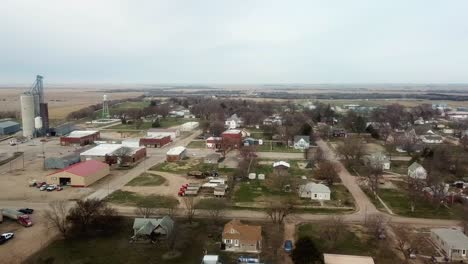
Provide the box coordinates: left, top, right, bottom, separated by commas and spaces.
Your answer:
49, 160, 109, 177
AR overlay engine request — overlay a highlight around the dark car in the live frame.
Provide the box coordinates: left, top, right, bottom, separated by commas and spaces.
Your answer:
18, 208, 34, 214
284, 240, 293, 253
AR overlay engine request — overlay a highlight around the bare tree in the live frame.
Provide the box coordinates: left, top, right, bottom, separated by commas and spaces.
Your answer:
315, 160, 340, 186
43, 200, 70, 238
407, 177, 425, 212
366, 162, 384, 197
320, 216, 346, 248
265, 197, 296, 226
392, 224, 423, 264
135, 200, 158, 218
336, 137, 366, 166
182, 197, 197, 224
365, 213, 389, 239
113, 146, 133, 167
196, 198, 227, 222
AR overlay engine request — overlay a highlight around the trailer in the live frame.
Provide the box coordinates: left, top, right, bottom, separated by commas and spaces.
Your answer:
1, 209, 33, 227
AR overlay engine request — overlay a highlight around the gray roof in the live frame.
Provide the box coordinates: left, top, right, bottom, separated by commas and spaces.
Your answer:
0, 121, 19, 128
294, 135, 310, 143
408, 162, 423, 173
432, 228, 468, 249
301, 182, 330, 193
133, 216, 174, 236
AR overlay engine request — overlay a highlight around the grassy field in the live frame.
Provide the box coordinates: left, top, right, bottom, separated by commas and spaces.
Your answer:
106, 190, 178, 208
187, 140, 206, 148
108, 117, 199, 130
298, 223, 397, 263
329, 184, 355, 207
377, 188, 465, 220
125, 173, 166, 186
113, 101, 150, 109
150, 158, 216, 174
256, 141, 304, 153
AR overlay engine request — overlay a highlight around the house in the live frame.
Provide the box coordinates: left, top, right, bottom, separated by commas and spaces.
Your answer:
366, 153, 390, 170
408, 162, 427, 180
0, 120, 20, 135
45, 153, 81, 169
431, 228, 468, 260
139, 135, 171, 148
299, 182, 331, 200
414, 118, 425, 125
293, 135, 310, 150
243, 137, 262, 146
323, 254, 375, 264
221, 129, 243, 149
147, 128, 180, 140
262, 115, 283, 126
222, 219, 262, 253
46, 160, 110, 187
420, 134, 444, 144
204, 153, 221, 164
166, 146, 187, 162
80, 144, 147, 165
273, 161, 290, 169
60, 130, 100, 146
442, 128, 454, 135
446, 111, 468, 120
225, 114, 243, 129
132, 216, 174, 240
386, 129, 418, 145
206, 136, 222, 149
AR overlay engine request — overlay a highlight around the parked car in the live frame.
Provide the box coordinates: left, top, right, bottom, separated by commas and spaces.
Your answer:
284, 240, 293, 253
36, 182, 46, 188
0, 233, 14, 245
46, 185, 56, 192
18, 208, 34, 214
39, 185, 47, 191
56, 186, 63, 191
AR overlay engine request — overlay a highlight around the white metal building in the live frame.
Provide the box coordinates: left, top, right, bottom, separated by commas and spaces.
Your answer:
180, 121, 199, 131
431, 228, 468, 260
299, 182, 331, 200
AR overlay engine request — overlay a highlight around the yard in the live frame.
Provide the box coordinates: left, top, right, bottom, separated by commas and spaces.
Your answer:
298, 223, 397, 263
256, 141, 304, 153
125, 172, 167, 187
27, 218, 284, 264
150, 158, 217, 174
106, 190, 178, 208
187, 140, 206, 148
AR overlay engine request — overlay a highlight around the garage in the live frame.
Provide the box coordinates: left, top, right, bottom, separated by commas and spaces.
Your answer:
46, 160, 110, 187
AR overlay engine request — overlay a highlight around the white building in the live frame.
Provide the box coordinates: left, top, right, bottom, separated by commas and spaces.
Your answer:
147, 128, 180, 140
420, 134, 444, 144
323, 254, 374, 264
225, 114, 242, 129
431, 228, 468, 260
299, 182, 331, 200
272, 161, 290, 169
293, 136, 310, 150
407, 162, 427, 180
367, 153, 391, 170
180, 121, 199, 132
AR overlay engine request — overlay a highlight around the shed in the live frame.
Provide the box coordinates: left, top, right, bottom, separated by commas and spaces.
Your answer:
46, 160, 110, 187
0, 121, 20, 135
45, 153, 81, 169
147, 128, 180, 140
60, 130, 100, 146
166, 146, 187, 162
132, 216, 174, 238
431, 228, 468, 260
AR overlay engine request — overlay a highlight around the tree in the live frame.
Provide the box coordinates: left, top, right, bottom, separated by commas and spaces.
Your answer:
67, 199, 120, 236
315, 161, 340, 186
406, 177, 425, 212
392, 224, 423, 263
44, 200, 70, 238
265, 197, 296, 226
151, 118, 161, 128
366, 161, 384, 197
195, 198, 227, 222
291, 237, 322, 264
342, 111, 367, 134
336, 137, 366, 166
182, 197, 197, 224
135, 199, 158, 218
113, 146, 133, 167
365, 213, 389, 239
320, 216, 346, 248
209, 121, 225, 137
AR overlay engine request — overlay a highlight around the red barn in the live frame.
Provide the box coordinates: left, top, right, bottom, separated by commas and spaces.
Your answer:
140, 135, 171, 148
222, 129, 243, 149
60, 131, 100, 146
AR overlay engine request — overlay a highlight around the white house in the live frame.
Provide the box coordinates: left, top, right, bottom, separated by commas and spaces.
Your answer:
225, 114, 243, 129
367, 153, 391, 170
420, 134, 444, 144
293, 136, 310, 150
272, 161, 290, 169
408, 162, 427, 180
299, 182, 331, 201
431, 228, 468, 260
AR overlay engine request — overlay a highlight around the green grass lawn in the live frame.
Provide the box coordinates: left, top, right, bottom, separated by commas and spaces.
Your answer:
256, 141, 304, 153
298, 224, 397, 263
107, 117, 200, 130
187, 140, 206, 148
106, 190, 178, 208
329, 184, 355, 207
233, 181, 267, 203
125, 173, 166, 186
108, 122, 154, 130
150, 159, 218, 174
377, 188, 465, 220
389, 160, 410, 175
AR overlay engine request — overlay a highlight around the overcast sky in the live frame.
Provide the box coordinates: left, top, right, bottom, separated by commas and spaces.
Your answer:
1, 0, 468, 84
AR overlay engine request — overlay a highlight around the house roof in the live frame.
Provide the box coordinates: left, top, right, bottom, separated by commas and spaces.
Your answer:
294, 135, 310, 143
167, 146, 186, 155
133, 216, 174, 236
323, 254, 375, 264
431, 228, 468, 249
273, 161, 290, 168
408, 162, 424, 173
48, 160, 109, 177
0, 121, 19, 128
226, 114, 241, 122
66, 130, 98, 138
369, 153, 390, 163
148, 128, 179, 132
80, 144, 123, 156
222, 129, 242, 135
223, 219, 262, 242
301, 182, 331, 194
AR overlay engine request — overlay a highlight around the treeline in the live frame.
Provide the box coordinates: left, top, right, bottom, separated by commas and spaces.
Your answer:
66, 96, 145, 120
256, 92, 468, 101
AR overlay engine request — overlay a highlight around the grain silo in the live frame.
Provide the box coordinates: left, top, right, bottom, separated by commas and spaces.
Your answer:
21, 94, 35, 138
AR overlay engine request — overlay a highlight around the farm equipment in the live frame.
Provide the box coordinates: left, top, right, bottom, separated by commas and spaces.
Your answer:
1, 209, 33, 227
